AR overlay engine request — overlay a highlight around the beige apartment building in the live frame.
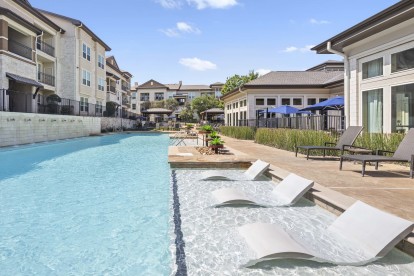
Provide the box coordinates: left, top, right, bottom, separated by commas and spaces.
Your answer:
39, 9, 111, 115
0, 0, 63, 112
222, 61, 344, 126
106, 56, 134, 117
313, 0, 414, 134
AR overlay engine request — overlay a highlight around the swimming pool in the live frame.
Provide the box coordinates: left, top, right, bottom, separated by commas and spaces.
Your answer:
174, 169, 414, 275
0, 134, 171, 275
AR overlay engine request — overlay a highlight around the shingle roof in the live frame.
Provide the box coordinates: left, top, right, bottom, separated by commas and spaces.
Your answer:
6, 72, 43, 88
165, 84, 181, 90
179, 85, 211, 91
245, 71, 344, 87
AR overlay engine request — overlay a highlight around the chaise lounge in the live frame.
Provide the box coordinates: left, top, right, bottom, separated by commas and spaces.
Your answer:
339, 128, 414, 178
210, 173, 314, 207
200, 159, 270, 181
237, 201, 414, 267
295, 126, 363, 160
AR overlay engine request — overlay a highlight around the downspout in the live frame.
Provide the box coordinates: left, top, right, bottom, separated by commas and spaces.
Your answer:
327, 41, 350, 128
33, 31, 43, 101
76, 23, 83, 104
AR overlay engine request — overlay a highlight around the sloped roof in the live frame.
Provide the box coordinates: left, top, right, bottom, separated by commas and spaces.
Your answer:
38, 9, 111, 51
138, 79, 167, 89
106, 56, 120, 71
179, 85, 211, 91
165, 84, 181, 90
244, 71, 343, 87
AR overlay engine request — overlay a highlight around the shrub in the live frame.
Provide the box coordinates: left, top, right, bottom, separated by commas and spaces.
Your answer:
220, 126, 257, 140
354, 132, 404, 153
201, 125, 213, 132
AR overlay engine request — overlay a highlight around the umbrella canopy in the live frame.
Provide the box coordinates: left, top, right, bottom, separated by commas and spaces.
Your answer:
301, 96, 344, 111
260, 105, 300, 115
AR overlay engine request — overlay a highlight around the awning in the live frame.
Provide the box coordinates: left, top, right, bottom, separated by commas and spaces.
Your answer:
106, 72, 120, 80
142, 108, 173, 114
6, 73, 43, 88
200, 108, 224, 115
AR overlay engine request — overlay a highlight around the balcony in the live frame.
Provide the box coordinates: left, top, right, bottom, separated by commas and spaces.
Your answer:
38, 72, 55, 86
36, 40, 55, 57
9, 39, 32, 60
121, 85, 129, 91
107, 86, 116, 93
140, 97, 149, 101
122, 97, 130, 106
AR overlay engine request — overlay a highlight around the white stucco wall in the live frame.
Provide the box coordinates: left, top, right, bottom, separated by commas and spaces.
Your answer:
0, 112, 101, 147
101, 117, 137, 131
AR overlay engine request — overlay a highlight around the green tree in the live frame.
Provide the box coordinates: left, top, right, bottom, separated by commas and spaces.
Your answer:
163, 98, 179, 111
221, 71, 259, 95
190, 95, 223, 116
179, 106, 195, 122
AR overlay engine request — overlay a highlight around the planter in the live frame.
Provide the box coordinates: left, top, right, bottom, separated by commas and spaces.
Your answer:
209, 144, 224, 154
198, 130, 211, 134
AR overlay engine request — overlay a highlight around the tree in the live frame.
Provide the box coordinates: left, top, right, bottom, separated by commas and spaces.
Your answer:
179, 106, 195, 122
163, 98, 179, 111
190, 95, 223, 116
220, 71, 259, 96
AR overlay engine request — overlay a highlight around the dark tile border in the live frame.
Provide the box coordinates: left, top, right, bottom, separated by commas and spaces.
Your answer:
171, 170, 188, 276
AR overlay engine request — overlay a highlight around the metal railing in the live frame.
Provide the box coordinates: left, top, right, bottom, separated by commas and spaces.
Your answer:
121, 85, 129, 91
38, 72, 55, 86
0, 89, 139, 119
107, 86, 116, 93
9, 40, 32, 60
36, 40, 55, 57
237, 115, 345, 132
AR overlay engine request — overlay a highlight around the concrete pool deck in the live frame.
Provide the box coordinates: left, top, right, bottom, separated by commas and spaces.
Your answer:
168, 135, 414, 256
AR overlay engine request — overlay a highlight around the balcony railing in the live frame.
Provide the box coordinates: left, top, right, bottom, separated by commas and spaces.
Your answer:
36, 40, 55, 57
140, 97, 149, 101
121, 85, 129, 91
107, 86, 116, 93
122, 98, 130, 105
9, 40, 32, 60
38, 72, 55, 86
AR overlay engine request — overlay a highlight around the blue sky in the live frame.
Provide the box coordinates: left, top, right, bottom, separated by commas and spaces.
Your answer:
31, 0, 399, 85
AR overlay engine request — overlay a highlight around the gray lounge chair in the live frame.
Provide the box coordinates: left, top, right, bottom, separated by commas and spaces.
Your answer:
340, 128, 414, 178
238, 201, 414, 267
200, 159, 270, 181
210, 173, 314, 207
295, 126, 363, 160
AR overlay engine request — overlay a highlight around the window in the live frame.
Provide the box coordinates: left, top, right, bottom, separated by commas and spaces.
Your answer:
235, 102, 238, 108
98, 55, 105, 69
392, 83, 414, 133
132, 104, 136, 110
240, 100, 244, 107
319, 98, 328, 103
82, 43, 91, 61
293, 98, 302, 105
98, 78, 105, 91
244, 100, 247, 106
82, 70, 91, 86
80, 97, 89, 112
95, 100, 103, 114
362, 58, 383, 79
267, 98, 276, 106
307, 98, 316, 105
256, 98, 264, 105
140, 93, 149, 101
155, 93, 164, 101
131, 92, 137, 99
392, 47, 414, 73
363, 88, 383, 133
281, 98, 290, 105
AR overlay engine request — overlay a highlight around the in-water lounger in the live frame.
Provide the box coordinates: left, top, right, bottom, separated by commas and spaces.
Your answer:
237, 201, 414, 267
211, 173, 314, 207
200, 159, 270, 181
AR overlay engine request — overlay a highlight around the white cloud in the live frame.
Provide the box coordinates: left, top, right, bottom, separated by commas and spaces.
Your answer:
155, 0, 182, 9
161, 22, 201, 37
179, 57, 217, 71
155, 0, 238, 9
256, 69, 271, 76
310, 18, 330, 24
187, 0, 238, 9
282, 45, 315, 53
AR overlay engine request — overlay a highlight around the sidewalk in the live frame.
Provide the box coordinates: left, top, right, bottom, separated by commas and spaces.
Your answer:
222, 136, 414, 221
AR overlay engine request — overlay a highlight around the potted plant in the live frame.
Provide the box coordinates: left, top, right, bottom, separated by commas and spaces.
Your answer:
209, 131, 220, 139
209, 137, 225, 153
199, 124, 213, 134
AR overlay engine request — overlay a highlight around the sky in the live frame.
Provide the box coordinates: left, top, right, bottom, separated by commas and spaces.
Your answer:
30, 0, 400, 85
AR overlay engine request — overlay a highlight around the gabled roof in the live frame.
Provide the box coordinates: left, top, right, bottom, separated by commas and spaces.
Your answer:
165, 84, 181, 90
12, 1, 64, 33
210, 82, 224, 87
312, 0, 414, 54
106, 56, 120, 70
38, 9, 111, 51
138, 79, 167, 89
306, 60, 344, 71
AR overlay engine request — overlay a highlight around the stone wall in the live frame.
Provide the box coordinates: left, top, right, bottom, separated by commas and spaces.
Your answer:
101, 117, 137, 131
0, 112, 101, 147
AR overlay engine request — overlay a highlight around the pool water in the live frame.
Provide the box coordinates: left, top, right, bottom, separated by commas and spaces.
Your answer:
174, 169, 414, 275
0, 134, 171, 275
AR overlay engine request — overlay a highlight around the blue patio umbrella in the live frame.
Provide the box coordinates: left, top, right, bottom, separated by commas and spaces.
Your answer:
266, 105, 300, 114
300, 96, 344, 111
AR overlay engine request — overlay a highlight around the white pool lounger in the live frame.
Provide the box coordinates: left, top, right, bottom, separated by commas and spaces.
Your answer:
200, 159, 270, 181
238, 201, 414, 267
211, 173, 314, 207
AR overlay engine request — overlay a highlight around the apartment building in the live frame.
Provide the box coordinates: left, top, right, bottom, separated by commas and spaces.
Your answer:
0, 0, 64, 112
39, 9, 111, 115
313, 0, 414, 134
106, 56, 134, 117
221, 61, 344, 126
133, 79, 223, 116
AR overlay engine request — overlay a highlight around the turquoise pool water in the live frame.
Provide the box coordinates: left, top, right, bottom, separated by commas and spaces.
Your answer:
0, 134, 171, 275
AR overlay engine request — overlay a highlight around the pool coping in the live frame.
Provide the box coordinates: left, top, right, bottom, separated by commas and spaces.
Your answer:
168, 144, 414, 258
